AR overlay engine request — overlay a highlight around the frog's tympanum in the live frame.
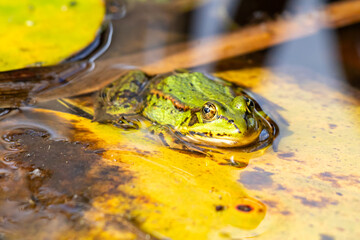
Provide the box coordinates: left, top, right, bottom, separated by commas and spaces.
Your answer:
94, 70, 277, 150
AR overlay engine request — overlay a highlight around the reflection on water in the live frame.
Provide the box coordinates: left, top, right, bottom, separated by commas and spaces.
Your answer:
266, 0, 345, 89
1, 0, 360, 239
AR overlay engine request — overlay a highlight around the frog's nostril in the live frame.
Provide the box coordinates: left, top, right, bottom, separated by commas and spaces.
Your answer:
245, 97, 254, 109
249, 100, 254, 108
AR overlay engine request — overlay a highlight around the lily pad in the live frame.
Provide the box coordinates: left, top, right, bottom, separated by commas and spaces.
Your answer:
0, 0, 105, 71
0, 67, 359, 239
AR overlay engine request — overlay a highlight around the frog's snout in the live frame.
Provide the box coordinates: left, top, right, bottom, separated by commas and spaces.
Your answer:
231, 96, 247, 111
231, 95, 256, 113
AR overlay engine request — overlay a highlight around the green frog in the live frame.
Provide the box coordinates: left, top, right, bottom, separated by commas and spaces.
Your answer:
93, 70, 276, 150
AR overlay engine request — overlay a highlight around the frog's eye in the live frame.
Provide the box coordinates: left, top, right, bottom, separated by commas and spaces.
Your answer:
202, 102, 217, 121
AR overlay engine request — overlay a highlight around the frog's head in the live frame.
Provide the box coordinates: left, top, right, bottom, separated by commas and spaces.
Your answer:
178, 95, 264, 147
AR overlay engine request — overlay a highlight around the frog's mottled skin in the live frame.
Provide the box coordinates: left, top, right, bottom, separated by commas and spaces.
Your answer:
95, 70, 271, 148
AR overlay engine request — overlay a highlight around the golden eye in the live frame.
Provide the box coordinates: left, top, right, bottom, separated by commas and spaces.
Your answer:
202, 102, 217, 121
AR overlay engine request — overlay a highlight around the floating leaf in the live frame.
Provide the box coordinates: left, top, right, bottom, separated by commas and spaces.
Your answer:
0, 67, 359, 239
216, 68, 360, 239
0, 0, 104, 71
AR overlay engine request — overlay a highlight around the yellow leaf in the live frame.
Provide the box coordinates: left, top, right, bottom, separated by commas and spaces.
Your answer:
1, 67, 359, 239
217, 68, 360, 239
0, 0, 104, 71
59, 110, 268, 239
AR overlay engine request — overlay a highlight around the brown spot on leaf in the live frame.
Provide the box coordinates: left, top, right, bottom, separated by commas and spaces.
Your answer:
277, 152, 295, 159
281, 211, 291, 215
239, 168, 274, 190
263, 200, 278, 208
236, 204, 253, 212
320, 234, 335, 240
215, 205, 225, 211
293, 196, 338, 208
315, 171, 360, 188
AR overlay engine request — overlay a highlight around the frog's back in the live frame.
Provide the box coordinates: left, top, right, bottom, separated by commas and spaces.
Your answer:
94, 70, 149, 122
153, 72, 235, 107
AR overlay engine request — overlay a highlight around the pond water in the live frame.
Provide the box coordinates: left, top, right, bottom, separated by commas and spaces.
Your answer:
0, 0, 360, 239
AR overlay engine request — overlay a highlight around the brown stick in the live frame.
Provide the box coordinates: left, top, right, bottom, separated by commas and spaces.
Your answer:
138, 0, 360, 74
25, 0, 360, 102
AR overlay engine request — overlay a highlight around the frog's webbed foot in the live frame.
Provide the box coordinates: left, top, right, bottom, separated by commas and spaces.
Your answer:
112, 116, 140, 130
147, 125, 210, 156
147, 125, 252, 168
94, 113, 143, 130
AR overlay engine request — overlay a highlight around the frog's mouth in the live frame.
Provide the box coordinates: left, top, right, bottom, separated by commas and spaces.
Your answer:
176, 112, 264, 148
177, 128, 262, 148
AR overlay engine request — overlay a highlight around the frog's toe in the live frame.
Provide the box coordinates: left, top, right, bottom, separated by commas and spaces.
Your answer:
112, 117, 139, 130
148, 125, 209, 155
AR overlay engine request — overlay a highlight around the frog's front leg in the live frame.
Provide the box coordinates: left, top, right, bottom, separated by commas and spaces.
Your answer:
147, 125, 209, 155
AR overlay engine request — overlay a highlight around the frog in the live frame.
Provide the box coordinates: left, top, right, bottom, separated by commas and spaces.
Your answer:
92, 70, 276, 150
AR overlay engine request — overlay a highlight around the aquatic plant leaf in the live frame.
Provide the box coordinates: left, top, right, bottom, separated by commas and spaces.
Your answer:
216, 68, 360, 239
1, 67, 359, 239
0, 0, 104, 71
0, 106, 268, 239
53, 109, 269, 239
47, 68, 360, 239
